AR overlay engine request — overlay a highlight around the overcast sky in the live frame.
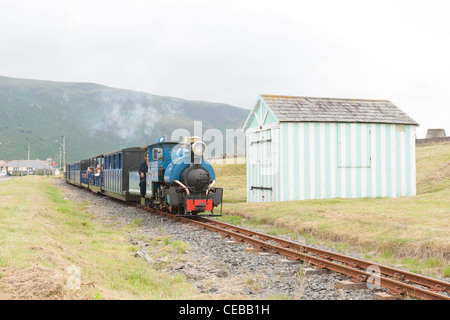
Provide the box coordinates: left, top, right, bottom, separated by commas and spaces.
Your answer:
0, 0, 449, 138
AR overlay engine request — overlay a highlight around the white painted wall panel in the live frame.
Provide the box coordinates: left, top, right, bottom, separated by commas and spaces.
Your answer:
246, 122, 416, 202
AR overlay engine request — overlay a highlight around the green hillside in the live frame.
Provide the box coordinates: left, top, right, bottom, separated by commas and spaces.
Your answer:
0, 76, 248, 163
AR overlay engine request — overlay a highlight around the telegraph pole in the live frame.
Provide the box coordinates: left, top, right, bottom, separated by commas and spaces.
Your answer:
61, 134, 66, 171
28, 143, 30, 161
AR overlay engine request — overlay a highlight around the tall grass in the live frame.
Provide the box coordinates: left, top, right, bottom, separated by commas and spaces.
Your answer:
0, 176, 196, 299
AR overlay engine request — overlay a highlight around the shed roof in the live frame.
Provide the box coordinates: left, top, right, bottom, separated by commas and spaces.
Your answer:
260, 94, 419, 126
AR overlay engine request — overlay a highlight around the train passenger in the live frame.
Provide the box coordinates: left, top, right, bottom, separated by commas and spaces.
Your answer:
139, 152, 149, 198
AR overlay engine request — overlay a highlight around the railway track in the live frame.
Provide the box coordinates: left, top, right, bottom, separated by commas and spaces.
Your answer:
139, 205, 449, 300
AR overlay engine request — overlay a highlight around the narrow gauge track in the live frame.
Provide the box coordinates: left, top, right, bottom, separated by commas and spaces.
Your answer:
138, 205, 450, 300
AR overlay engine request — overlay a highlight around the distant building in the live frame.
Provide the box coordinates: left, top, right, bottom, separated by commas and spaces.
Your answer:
242, 94, 419, 202
416, 128, 450, 145
425, 129, 446, 139
2, 159, 49, 174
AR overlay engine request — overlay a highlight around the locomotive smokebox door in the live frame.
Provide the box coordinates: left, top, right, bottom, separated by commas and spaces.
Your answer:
183, 165, 210, 193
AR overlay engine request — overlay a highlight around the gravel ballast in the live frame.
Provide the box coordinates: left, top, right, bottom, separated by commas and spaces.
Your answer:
56, 178, 381, 300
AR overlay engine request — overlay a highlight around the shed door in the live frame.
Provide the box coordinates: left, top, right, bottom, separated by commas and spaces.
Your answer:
250, 129, 272, 202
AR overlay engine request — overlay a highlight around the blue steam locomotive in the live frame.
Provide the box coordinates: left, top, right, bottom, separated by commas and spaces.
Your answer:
65, 137, 223, 217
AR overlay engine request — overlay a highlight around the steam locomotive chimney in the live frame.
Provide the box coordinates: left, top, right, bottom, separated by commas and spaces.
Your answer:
190, 136, 200, 165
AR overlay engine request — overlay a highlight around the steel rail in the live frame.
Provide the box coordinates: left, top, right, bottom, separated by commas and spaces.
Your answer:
137, 205, 449, 300
182, 216, 449, 300
197, 217, 450, 294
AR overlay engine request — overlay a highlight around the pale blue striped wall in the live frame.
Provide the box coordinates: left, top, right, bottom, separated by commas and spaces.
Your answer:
246, 122, 416, 202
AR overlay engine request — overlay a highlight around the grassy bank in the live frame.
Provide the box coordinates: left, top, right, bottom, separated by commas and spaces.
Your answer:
214, 142, 450, 278
213, 163, 246, 203
0, 176, 196, 299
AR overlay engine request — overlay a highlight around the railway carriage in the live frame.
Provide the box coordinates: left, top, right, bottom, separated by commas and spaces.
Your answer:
103, 147, 145, 202
66, 163, 77, 183
66, 160, 88, 186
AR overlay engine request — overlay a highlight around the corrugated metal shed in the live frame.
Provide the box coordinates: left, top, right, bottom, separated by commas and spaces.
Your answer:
243, 94, 419, 202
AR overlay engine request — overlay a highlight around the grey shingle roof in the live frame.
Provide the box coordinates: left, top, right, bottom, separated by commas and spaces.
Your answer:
261, 95, 419, 125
